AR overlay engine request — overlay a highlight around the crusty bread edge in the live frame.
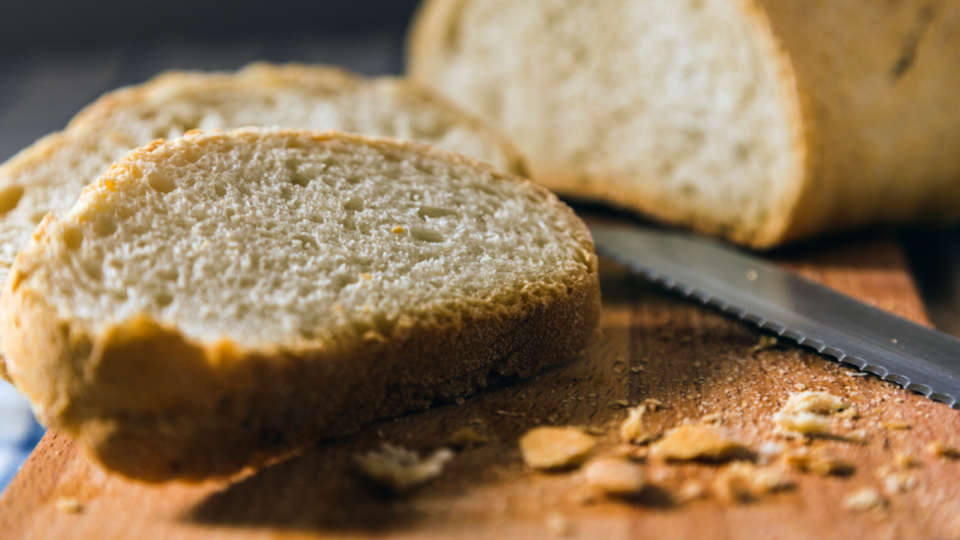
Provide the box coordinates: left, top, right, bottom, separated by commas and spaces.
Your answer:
0, 129, 599, 482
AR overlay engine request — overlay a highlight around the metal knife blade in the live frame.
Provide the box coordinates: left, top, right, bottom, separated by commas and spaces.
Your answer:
588, 223, 960, 409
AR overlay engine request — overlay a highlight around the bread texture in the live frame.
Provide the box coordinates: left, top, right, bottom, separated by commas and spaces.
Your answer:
0, 129, 599, 482
0, 62, 528, 378
408, 0, 960, 248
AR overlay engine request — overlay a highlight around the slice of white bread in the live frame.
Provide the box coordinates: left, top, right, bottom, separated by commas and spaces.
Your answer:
0, 129, 599, 482
0, 63, 527, 375
408, 0, 960, 248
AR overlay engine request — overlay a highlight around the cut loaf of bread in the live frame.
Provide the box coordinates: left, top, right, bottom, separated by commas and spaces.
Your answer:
409, 0, 960, 248
0, 129, 600, 482
0, 63, 526, 375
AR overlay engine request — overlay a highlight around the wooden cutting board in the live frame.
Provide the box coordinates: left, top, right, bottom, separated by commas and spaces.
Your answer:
3, 215, 960, 540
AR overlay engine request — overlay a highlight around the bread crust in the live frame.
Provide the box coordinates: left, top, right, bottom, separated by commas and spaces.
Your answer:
0, 130, 599, 482
409, 0, 960, 248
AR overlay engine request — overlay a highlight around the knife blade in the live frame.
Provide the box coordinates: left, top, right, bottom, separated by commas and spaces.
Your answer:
588, 223, 960, 409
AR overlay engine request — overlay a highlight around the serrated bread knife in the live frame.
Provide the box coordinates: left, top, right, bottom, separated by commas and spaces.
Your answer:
589, 223, 960, 409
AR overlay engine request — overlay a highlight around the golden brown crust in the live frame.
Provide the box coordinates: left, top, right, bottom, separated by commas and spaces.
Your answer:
0, 130, 598, 482
409, 0, 960, 249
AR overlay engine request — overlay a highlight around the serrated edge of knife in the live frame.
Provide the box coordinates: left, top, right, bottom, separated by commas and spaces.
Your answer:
598, 247, 960, 409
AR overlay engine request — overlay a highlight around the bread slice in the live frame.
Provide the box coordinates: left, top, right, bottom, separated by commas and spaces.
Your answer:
0, 63, 527, 377
408, 0, 960, 248
0, 129, 599, 482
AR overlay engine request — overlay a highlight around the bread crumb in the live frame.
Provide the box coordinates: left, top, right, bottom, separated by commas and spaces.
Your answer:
455, 397, 465, 405
449, 427, 488, 448
846, 429, 868, 444
757, 441, 784, 465
520, 426, 597, 470
926, 440, 960, 459
844, 488, 885, 513
630, 365, 645, 373
609, 399, 630, 408
354, 444, 454, 493
545, 512, 574, 536
781, 391, 849, 415
644, 398, 666, 411
774, 411, 831, 435
583, 457, 646, 497
881, 471, 918, 495
496, 410, 525, 417
583, 426, 607, 436
784, 449, 855, 476
651, 424, 749, 462
774, 391, 850, 435
836, 406, 859, 419
676, 481, 707, 503
619, 405, 652, 444
712, 463, 754, 503
361, 273, 372, 280
751, 466, 796, 494
392, 225, 404, 233
754, 335, 778, 350
54, 497, 82, 514
882, 421, 911, 430
701, 413, 722, 424
713, 462, 795, 503
794, 383, 807, 391
893, 452, 919, 469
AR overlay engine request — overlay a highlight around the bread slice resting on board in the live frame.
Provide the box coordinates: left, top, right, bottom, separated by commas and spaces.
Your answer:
0, 129, 600, 482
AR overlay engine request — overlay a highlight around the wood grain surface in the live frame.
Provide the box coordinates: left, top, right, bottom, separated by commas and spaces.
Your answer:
2, 218, 959, 540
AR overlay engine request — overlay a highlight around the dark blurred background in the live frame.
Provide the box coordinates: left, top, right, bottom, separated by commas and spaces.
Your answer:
0, 0, 421, 163
0, 1, 420, 54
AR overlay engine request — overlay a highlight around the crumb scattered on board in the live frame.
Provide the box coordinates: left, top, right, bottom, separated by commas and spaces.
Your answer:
651, 424, 749, 462
54, 497, 82, 514
712, 461, 795, 503
354, 444, 454, 493
582, 457, 646, 497
844, 488, 886, 513
676, 481, 708, 503
545, 512, 574, 536
520, 426, 598, 470
784, 448, 855, 476
619, 405, 654, 444
773, 391, 853, 436
449, 426, 489, 448
754, 335, 779, 350
881, 471, 918, 495
927, 440, 960, 459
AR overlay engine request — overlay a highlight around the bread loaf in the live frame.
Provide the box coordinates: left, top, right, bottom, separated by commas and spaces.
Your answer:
408, 0, 960, 247
0, 62, 526, 376
0, 129, 599, 482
